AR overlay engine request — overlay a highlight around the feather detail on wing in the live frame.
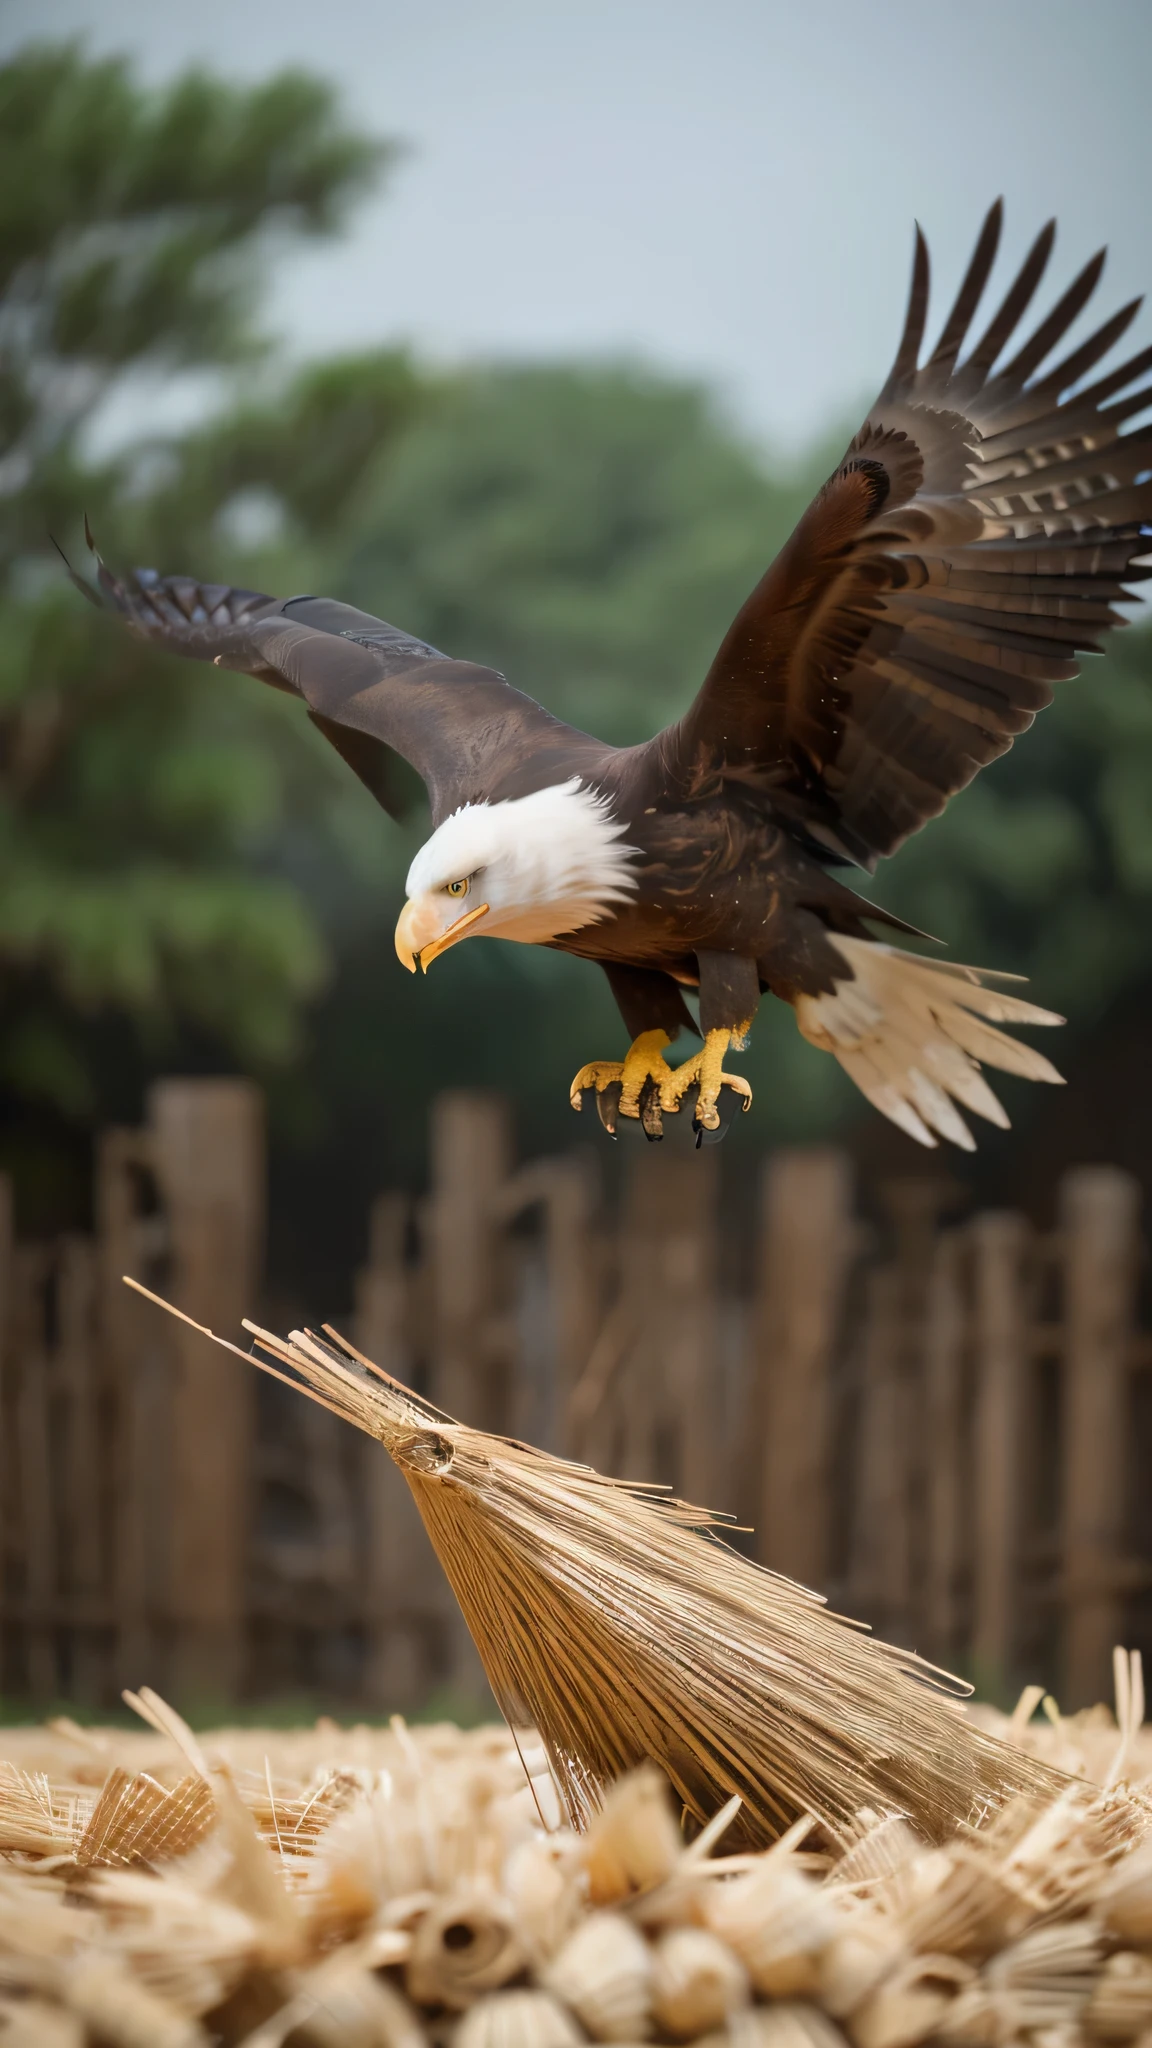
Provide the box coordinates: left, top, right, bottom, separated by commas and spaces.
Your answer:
793, 934, 1063, 1149
69, 523, 608, 825
660, 201, 1152, 868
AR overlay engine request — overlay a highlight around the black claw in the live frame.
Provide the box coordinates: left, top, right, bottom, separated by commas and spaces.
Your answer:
639, 1079, 664, 1142
595, 1080, 622, 1138
577, 1073, 742, 1151
690, 1078, 745, 1147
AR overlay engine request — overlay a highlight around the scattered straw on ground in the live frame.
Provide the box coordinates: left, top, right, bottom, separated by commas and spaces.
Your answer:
0, 1657, 1150, 2047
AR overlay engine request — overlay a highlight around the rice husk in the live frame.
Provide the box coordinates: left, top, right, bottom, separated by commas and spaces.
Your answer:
0, 1681, 1148, 2048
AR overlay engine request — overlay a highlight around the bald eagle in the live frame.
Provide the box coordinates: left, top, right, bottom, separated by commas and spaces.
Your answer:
80, 204, 1152, 1149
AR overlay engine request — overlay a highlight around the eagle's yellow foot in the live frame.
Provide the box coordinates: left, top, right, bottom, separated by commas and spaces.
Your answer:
570, 1030, 675, 1129
571, 1026, 752, 1138
660, 1027, 753, 1131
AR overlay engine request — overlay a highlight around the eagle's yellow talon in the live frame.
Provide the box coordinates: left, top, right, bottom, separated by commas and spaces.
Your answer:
570, 1060, 624, 1109
571, 1029, 673, 1117
572, 1026, 751, 1129
657, 1027, 753, 1126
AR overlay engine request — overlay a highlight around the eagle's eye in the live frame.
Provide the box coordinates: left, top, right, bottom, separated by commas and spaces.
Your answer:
445, 877, 469, 898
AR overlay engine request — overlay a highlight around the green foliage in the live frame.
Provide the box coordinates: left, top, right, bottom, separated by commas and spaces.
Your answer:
876, 624, 1152, 1026
0, 45, 393, 1163
185, 349, 428, 544
338, 364, 830, 743
0, 44, 385, 446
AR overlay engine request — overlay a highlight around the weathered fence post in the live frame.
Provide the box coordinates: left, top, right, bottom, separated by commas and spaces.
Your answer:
542, 1156, 603, 1448
970, 1211, 1030, 1697
149, 1079, 264, 1706
97, 1126, 167, 1692
1061, 1166, 1141, 1708
428, 1093, 513, 1429
750, 1147, 853, 1589
356, 1193, 449, 1709
0, 1173, 10, 1374
427, 1092, 513, 1703
610, 1151, 722, 1507
0, 1175, 14, 1690
879, 1179, 963, 1648
56, 1236, 103, 1700
846, 1264, 911, 1639
921, 1230, 969, 1666
498, 1152, 602, 1455
11, 1247, 56, 1698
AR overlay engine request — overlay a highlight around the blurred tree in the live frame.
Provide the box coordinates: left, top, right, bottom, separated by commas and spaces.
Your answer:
877, 622, 1152, 1031
0, 43, 402, 1215
0, 43, 387, 517
338, 364, 826, 743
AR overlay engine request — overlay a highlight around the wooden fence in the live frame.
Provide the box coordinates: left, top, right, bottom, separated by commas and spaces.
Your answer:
2, 1081, 1150, 1715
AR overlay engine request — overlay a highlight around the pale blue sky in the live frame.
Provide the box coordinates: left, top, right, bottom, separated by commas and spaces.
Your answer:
3, 0, 1149, 451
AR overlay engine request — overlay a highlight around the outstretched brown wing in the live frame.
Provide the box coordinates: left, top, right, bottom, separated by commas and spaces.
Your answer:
77, 531, 606, 824
659, 202, 1152, 868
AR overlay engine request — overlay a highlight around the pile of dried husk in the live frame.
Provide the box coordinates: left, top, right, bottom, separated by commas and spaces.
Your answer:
1, 1666, 1151, 2048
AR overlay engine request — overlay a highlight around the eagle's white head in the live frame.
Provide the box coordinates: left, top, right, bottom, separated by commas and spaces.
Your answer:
394, 776, 639, 972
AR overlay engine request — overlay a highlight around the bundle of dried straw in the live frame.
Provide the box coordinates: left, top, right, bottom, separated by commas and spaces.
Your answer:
126, 1281, 1063, 1852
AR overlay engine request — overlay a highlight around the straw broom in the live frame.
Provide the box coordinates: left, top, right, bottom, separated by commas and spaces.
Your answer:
125, 1279, 1066, 1850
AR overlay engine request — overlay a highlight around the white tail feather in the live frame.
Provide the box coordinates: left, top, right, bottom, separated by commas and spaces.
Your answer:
793, 936, 1064, 1150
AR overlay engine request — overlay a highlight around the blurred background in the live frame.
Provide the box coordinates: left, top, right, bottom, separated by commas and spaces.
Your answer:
2, 2, 1152, 1721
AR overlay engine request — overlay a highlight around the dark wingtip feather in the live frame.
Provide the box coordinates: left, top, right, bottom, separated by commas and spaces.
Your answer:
78, 515, 132, 610
996, 246, 1108, 389
964, 217, 1057, 376
1081, 341, 1152, 412
50, 531, 101, 607
882, 223, 931, 398
928, 199, 1003, 371
1031, 296, 1143, 400
81, 513, 110, 585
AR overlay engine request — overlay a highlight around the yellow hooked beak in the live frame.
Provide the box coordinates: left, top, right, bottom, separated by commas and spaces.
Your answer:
394, 898, 490, 973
